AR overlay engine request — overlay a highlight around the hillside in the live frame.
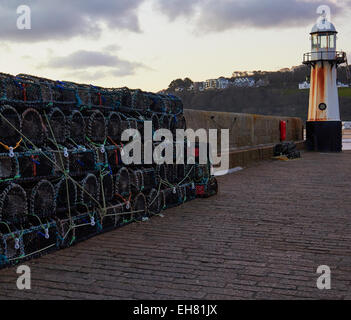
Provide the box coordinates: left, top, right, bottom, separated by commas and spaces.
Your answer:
175, 87, 351, 121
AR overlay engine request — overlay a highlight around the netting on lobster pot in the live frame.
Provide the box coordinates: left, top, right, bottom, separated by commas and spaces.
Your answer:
105, 145, 121, 173
86, 110, 107, 144
78, 173, 100, 209
28, 180, 56, 220
194, 164, 210, 183
101, 199, 125, 231
115, 167, 131, 198
0, 154, 19, 181
50, 149, 69, 176
67, 110, 85, 145
155, 164, 168, 185
131, 89, 147, 111
107, 112, 122, 143
74, 84, 91, 107
55, 177, 77, 216
159, 114, 171, 131
90, 86, 114, 109
167, 164, 177, 184
0, 183, 28, 225
69, 148, 96, 177
45, 108, 67, 144
132, 193, 148, 221
52, 81, 77, 106
147, 188, 162, 215
161, 187, 180, 209
128, 169, 142, 193
99, 173, 114, 203
149, 94, 164, 113
115, 87, 132, 109
17, 151, 55, 180
176, 164, 186, 183
21, 108, 45, 147
0, 105, 21, 149
141, 168, 156, 191
151, 114, 160, 133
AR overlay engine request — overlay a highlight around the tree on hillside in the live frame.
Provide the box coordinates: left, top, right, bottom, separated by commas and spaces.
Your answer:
168, 78, 194, 91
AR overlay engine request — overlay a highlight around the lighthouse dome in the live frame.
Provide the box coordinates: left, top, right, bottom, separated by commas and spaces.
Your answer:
311, 19, 337, 34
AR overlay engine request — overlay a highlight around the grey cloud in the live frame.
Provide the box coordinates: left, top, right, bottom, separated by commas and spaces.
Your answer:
0, 0, 144, 42
45, 50, 148, 78
155, 0, 348, 31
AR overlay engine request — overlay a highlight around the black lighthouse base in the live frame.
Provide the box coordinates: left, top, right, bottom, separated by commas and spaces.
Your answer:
306, 121, 342, 152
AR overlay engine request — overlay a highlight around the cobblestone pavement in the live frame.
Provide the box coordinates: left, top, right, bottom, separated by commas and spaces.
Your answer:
1, 151, 351, 300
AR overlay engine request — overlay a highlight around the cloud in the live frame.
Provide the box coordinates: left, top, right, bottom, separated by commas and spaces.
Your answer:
155, 0, 348, 31
0, 0, 144, 42
44, 50, 148, 78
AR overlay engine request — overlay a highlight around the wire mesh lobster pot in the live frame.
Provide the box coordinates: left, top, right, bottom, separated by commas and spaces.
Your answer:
161, 186, 181, 210
132, 193, 148, 221
0, 105, 22, 150
179, 182, 196, 203
69, 148, 96, 177
0, 229, 25, 267
21, 108, 46, 147
67, 110, 86, 145
100, 199, 126, 232
114, 87, 132, 110
90, 87, 116, 111
194, 163, 211, 183
141, 168, 157, 191
151, 113, 160, 133
78, 173, 100, 210
75, 84, 91, 108
27, 180, 56, 221
166, 164, 177, 184
85, 110, 107, 144
50, 149, 69, 176
99, 172, 114, 204
128, 169, 142, 194
155, 164, 168, 186
115, 167, 131, 198
131, 89, 148, 112
196, 177, 218, 198
50, 81, 77, 110
0, 154, 19, 181
45, 108, 67, 145
0, 73, 42, 106
17, 150, 55, 180
148, 93, 165, 113
55, 177, 77, 217
0, 183, 28, 225
107, 112, 122, 143
159, 114, 171, 131
147, 188, 162, 215
105, 145, 122, 173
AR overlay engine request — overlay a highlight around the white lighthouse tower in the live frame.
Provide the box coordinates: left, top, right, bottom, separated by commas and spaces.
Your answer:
303, 15, 346, 152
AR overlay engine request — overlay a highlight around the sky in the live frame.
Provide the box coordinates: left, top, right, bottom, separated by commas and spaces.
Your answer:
0, 0, 350, 92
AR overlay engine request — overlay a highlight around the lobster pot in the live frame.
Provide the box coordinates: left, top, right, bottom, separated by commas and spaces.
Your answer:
105, 145, 121, 173
76, 84, 91, 107
72, 212, 100, 244
141, 168, 156, 191
0, 154, 19, 181
147, 188, 162, 215
179, 183, 196, 203
132, 193, 148, 221
18, 151, 55, 180
21, 108, 45, 147
38, 81, 54, 106
194, 164, 210, 183
115, 87, 132, 109
99, 173, 114, 203
169, 115, 178, 135
151, 113, 160, 133
160, 95, 171, 114
67, 110, 85, 145
159, 115, 171, 131
196, 177, 218, 198
46, 108, 67, 144
100, 199, 125, 232
131, 89, 148, 111
0, 183, 28, 225
176, 164, 186, 183
86, 110, 107, 144
0, 74, 41, 105
28, 180, 56, 220
115, 167, 131, 197
55, 177, 77, 216
21, 222, 57, 261
185, 164, 196, 182
78, 174, 100, 209
161, 187, 181, 209
107, 112, 122, 143
90, 87, 116, 110
0, 105, 21, 149
51, 82, 77, 107
0, 229, 25, 266
148, 94, 164, 113
174, 96, 184, 114
128, 169, 142, 194
51, 150, 69, 176
69, 148, 96, 177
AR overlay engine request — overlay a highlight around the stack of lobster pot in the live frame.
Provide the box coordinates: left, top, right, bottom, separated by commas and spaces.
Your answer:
0, 72, 218, 268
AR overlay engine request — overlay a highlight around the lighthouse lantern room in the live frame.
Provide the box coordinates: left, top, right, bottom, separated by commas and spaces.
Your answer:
303, 16, 346, 152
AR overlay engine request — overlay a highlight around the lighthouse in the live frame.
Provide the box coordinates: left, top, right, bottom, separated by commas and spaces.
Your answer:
303, 16, 346, 152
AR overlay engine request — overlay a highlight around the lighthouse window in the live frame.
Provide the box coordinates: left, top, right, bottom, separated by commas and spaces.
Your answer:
329, 35, 335, 48
312, 35, 318, 49
319, 35, 328, 49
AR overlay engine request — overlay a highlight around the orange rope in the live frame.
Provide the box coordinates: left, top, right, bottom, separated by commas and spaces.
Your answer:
0, 138, 22, 151
115, 193, 132, 205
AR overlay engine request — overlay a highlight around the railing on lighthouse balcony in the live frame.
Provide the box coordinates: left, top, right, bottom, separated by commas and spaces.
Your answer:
303, 51, 346, 65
